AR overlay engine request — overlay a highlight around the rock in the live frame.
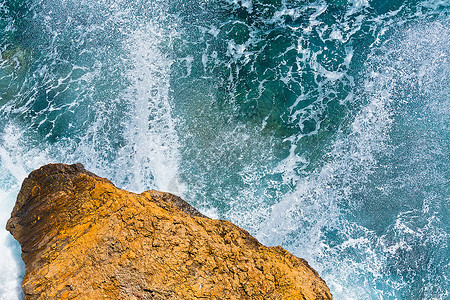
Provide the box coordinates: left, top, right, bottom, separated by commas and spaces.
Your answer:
7, 163, 332, 299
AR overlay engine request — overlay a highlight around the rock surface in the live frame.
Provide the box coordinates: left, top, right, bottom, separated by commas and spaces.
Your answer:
7, 163, 332, 299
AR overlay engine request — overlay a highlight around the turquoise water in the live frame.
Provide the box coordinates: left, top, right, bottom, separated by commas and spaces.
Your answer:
0, 0, 448, 298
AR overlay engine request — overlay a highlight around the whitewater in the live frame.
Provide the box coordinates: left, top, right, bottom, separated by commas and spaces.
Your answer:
0, 0, 448, 299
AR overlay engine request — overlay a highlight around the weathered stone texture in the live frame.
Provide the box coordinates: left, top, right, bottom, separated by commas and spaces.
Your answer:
7, 163, 332, 299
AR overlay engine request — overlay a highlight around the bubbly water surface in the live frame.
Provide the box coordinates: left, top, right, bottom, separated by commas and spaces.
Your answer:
1, 0, 448, 299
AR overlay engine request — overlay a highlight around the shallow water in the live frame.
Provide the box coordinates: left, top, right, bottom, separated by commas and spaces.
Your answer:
1, 0, 449, 299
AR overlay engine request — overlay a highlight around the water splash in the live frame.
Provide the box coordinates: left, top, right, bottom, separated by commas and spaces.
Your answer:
0, 0, 182, 297
0, 0, 448, 299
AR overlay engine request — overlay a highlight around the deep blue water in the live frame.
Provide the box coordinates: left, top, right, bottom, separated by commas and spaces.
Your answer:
0, 0, 449, 299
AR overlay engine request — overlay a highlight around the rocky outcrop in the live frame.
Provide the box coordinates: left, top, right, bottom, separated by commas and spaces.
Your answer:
7, 163, 332, 299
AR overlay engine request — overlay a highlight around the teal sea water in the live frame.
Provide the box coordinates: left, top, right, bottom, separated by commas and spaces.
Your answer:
0, 0, 448, 298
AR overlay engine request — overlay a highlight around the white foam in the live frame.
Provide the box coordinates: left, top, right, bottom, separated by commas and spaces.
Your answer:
226, 0, 253, 13
0, 3, 185, 298
0, 124, 51, 299
0, 189, 24, 300
254, 17, 449, 299
118, 22, 184, 195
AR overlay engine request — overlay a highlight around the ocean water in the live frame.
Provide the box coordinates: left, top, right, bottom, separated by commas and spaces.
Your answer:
0, 0, 448, 298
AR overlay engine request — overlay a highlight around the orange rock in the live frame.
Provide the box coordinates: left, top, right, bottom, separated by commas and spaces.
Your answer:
7, 163, 332, 299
